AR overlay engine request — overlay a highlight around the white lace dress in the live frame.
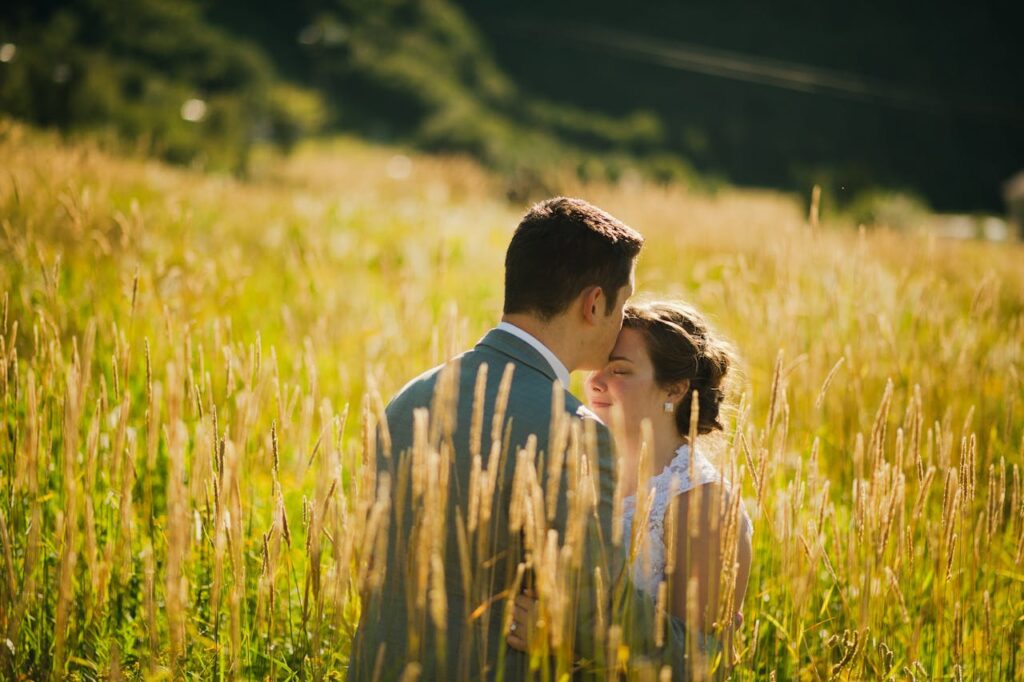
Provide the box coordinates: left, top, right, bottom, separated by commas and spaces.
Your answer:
621, 444, 724, 597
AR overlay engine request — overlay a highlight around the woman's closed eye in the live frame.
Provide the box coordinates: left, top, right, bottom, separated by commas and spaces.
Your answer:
604, 361, 631, 376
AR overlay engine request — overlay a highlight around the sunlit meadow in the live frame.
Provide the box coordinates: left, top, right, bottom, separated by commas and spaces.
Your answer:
1, 118, 1022, 680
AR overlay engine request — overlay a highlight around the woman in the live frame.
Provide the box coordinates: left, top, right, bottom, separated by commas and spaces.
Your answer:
508, 300, 753, 664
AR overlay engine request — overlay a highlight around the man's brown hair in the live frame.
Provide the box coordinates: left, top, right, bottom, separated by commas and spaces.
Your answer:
503, 197, 644, 319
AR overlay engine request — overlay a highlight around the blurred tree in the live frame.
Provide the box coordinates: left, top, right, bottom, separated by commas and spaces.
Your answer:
0, 0, 325, 172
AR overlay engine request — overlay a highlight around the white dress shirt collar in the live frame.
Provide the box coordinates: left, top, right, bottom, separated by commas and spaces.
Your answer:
496, 321, 571, 388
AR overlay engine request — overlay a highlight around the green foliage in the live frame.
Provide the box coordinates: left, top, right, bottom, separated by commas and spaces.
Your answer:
0, 0, 325, 172
265, 84, 328, 153
1, 0, 686, 191
230, 0, 683, 194
845, 189, 931, 230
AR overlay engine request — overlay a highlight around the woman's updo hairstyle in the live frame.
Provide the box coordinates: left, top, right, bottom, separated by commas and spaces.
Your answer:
623, 301, 735, 437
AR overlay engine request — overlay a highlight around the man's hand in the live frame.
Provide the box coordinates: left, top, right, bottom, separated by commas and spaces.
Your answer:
505, 589, 538, 652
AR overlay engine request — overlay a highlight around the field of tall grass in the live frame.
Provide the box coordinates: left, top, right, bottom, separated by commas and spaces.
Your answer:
1, 117, 1022, 680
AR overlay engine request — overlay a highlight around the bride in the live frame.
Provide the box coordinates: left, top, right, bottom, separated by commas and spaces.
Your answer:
508, 300, 753, 664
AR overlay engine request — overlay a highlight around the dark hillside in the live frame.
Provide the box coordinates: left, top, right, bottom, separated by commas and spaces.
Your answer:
455, 0, 1024, 211
2, 0, 1020, 211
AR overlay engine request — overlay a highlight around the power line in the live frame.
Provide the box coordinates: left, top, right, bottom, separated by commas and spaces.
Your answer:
509, 22, 1024, 126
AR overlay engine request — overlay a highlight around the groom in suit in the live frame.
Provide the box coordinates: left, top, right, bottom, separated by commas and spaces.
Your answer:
347, 197, 688, 680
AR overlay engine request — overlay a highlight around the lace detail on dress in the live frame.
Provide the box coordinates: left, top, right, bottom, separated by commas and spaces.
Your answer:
620, 444, 722, 596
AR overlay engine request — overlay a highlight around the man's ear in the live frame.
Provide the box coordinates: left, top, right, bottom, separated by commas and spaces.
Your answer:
580, 286, 604, 324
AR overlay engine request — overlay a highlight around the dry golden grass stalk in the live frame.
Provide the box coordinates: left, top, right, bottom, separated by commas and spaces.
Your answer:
910, 466, 936, 531
687, 393, 699, 480
664, 475, 680, 579
82, 409, 101, 620
429, 359, 460, 446
226, 440, 245, 679
501, 562, 528, 645
113, 434, 137, 587
550, 534, 575, 649
685, 575, 703, 674
814, 479, 830, 539
876, 472, 903, 561
944, 532, 960, 584
654, 581, 667, 648
1016, 505, 1024, 565
52, 373, 84, 680
469, 363, 488, 460
829, 628, 860, 678
491, 362, 515, 451
629, 487, 656, 579
142, 541, 156, 669
429, 551, 448, 631
612, 454, 626, 548
809, 184, 822, 229
593, 565, 607, 649
508, 441, 536, 536
0, 509, 15, 638
468, 453, 483, 534
546, 390, 569, 523
476, 438, 501, 560
271, 418, 280, 479
895, 426, 905, 474
869, 379, 894, 470
717, 485, 743, 634
884, 566, 910, 624
166, 379, 190, 662
567, 445, 597, 571
398, 662, 423, 682
814, 356, 845, 410
765, 351, 784, 434
454, 508, 472, 615
583, 416, 600, 502
606, 624, 623, 680
15, 369, 38, 494
365, 473, 393, 594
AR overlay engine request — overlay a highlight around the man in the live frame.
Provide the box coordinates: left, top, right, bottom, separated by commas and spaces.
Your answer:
347, 197, 688, 680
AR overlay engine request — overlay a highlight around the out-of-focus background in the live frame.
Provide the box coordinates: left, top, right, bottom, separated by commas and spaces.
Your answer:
2, 0, 1022, 233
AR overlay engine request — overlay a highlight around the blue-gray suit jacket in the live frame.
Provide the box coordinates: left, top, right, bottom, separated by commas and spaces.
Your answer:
347, 328, 689, 680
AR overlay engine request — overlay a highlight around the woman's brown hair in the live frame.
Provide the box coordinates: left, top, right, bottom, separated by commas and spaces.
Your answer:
623, 301, 735, 437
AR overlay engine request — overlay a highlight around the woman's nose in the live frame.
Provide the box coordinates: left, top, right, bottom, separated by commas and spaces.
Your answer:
586, 371, 606, 392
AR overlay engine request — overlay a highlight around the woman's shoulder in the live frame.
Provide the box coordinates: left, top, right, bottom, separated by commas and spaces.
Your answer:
671, 481, 754, 545
668, 447, 754, 536
664, 444, 721, 492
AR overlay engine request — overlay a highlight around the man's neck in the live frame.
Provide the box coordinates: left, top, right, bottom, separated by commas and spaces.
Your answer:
500, 313, 579, 373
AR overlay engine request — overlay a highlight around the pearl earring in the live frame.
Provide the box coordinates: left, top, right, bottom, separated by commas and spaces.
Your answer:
663, 401, 674, 413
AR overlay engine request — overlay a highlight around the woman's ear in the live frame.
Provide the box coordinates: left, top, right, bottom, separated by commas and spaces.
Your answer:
667, 379, 690, 401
